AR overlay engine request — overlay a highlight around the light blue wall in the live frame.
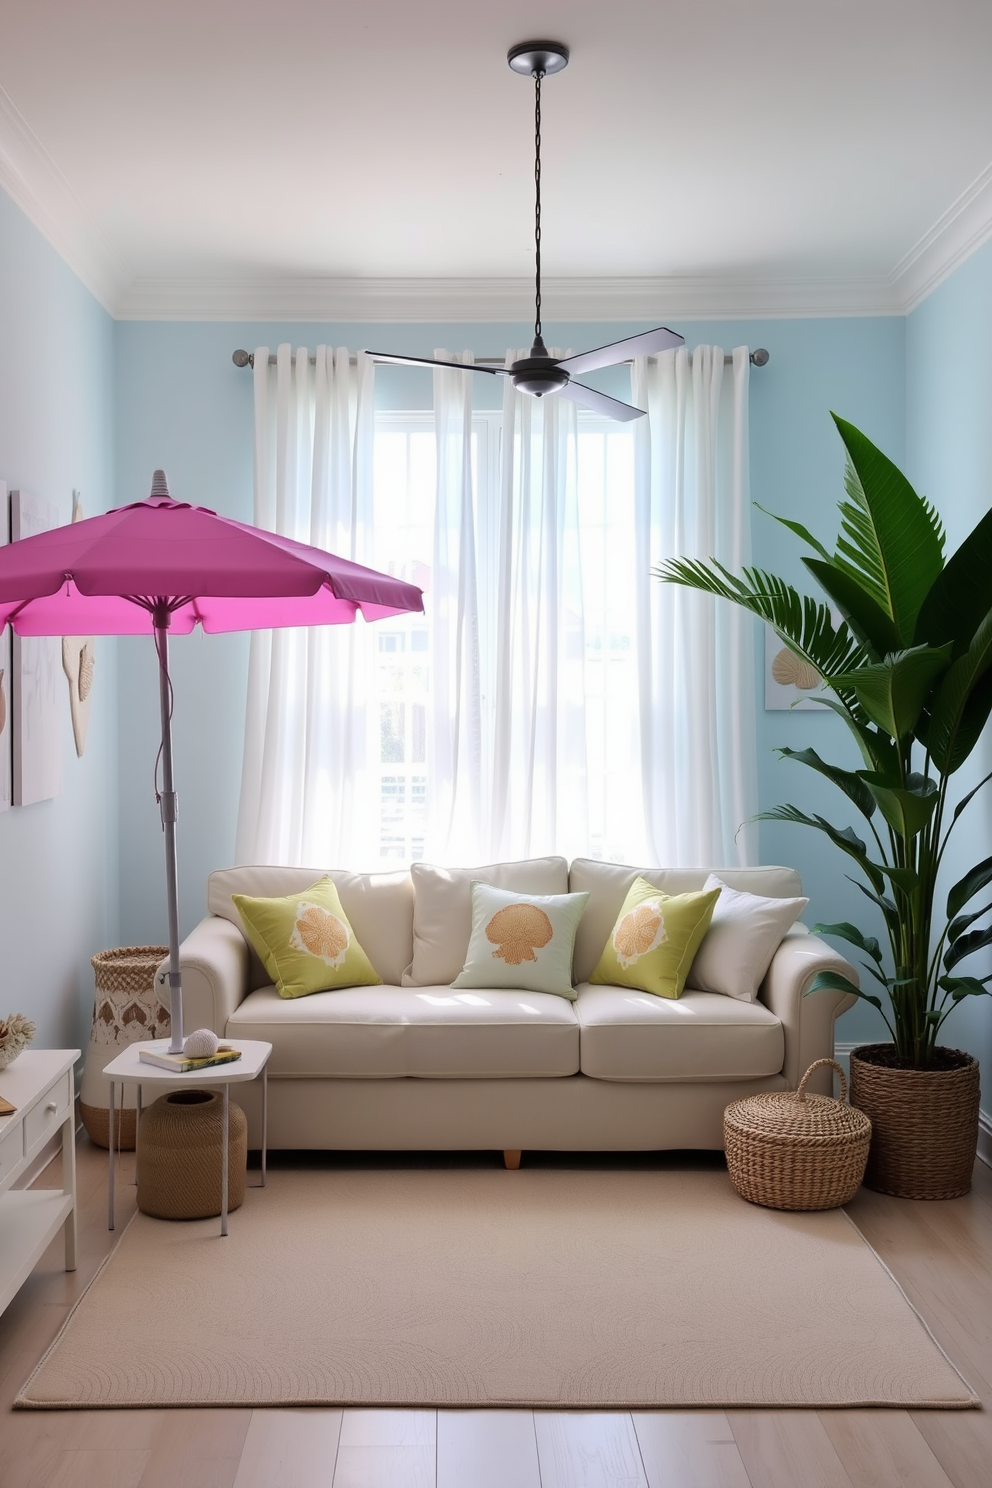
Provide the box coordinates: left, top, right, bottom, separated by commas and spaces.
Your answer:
906, 240, 992, 1081
113, 310, 905, 1044
0, 189, 119, 1054
4, 168, 988, 1095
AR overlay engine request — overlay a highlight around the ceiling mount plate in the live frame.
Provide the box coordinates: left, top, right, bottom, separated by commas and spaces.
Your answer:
507, 41, 569, 77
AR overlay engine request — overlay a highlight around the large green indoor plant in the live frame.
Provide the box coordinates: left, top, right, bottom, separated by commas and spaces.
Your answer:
656, 415, 988, 1194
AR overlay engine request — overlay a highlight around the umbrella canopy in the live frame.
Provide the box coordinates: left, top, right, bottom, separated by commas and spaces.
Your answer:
0, 473, 421, 636
0, 471, 424, 1052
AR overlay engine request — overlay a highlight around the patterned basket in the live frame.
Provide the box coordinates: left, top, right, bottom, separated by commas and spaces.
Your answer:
724, 1059, 872, 1211
80, 945, 169, 1149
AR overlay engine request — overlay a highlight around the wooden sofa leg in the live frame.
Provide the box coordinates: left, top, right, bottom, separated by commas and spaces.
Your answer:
503, 1149, 522, 1170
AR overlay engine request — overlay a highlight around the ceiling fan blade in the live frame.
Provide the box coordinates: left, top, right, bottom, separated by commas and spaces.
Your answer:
557, 326, 685, 377
365, 351, 505, 376
559, 380, 646, 422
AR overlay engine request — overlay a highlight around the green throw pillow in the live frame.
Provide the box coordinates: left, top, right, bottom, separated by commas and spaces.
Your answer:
590, 878, 720, 998
450, 882, 590, 999
232, 876, 382, 999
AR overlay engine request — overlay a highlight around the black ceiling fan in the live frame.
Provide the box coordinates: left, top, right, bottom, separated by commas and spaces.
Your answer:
365, 41, 685, 422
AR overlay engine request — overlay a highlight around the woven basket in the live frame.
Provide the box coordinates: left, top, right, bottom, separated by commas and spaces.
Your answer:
850, 1044, 980, 1200
724, 1059, 872, 1211
137, 1088, 247, 1220
91, 945, 171, 999
80, 945, 169, 1150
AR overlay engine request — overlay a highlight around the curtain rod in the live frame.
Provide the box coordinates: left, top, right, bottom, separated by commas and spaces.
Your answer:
232, 348, 770, 370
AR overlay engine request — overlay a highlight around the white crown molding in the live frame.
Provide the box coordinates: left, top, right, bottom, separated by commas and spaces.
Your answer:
892, 161, 992, 313
114, 272, 905, 323
2, 72, 991, 325
0, 83, 127, 314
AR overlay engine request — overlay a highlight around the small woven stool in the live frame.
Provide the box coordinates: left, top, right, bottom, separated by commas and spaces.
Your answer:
724, 1059, 872, 1211
137, 1089, 247, 1220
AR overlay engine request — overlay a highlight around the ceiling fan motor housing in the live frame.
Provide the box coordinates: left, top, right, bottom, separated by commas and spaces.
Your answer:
510, 361, 570, 397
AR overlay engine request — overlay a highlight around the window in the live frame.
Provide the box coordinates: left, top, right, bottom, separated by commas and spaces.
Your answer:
363, 412, 635, 866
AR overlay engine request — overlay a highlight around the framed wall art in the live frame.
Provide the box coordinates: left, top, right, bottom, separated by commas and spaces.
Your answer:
764, 624, 829, 711
0, 481, 10, 812
11, 489, 62, 805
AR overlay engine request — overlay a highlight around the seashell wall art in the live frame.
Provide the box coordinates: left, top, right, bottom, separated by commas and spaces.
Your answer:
764, 626, 829, 711
61, 492, 96, 757
0, 480, 9, 812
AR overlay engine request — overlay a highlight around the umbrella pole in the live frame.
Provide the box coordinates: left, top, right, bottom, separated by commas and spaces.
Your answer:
154, 610, 185, 1054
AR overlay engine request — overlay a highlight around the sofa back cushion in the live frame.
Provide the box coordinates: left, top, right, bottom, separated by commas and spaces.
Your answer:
403, 856, 570, 987
568, 859, 805, 986
208, 866, 414, 988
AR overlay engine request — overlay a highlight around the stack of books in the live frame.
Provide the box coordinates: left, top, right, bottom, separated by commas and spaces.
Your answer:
137, 1045, 242, 1073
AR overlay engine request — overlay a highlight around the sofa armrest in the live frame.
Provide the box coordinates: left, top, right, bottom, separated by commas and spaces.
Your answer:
155, 916, 251, 1038
759, 928, 858, 1095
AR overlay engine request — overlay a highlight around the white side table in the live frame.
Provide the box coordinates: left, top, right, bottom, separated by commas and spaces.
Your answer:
0, 1049, 79, 1320
103, 1038, 272, 1237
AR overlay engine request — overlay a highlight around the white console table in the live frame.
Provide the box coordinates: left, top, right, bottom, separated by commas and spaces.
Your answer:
0, 1049, 79, 1320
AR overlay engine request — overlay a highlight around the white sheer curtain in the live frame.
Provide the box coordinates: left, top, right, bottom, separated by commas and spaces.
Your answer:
424, 352, 483, 861
235, 344, 379, 866
489, 352, 584, 860
427, 350, 648, 865
631, 345, 758, 866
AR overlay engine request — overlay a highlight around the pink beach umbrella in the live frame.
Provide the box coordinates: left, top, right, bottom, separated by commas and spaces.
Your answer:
0, 472, 424, 1051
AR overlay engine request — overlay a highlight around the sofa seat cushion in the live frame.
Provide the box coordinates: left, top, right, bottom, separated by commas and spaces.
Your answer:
575, 984, 784, 1082
227, 984, 580, 1079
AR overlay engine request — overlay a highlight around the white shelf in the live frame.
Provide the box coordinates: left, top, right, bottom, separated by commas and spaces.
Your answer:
0, 1188, 75, 1315
0, 1049, 79, 1323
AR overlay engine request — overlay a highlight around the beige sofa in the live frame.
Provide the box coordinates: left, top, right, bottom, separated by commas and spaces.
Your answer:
168, 856, 857, 1162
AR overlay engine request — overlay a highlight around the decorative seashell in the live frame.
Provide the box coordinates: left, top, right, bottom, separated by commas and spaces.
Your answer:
613, 901, 668, 968
78, 642, 95, 701
771, 647, 821, 691
292, 904, 350, 967
485, 903, 554, 965
183, 1027, 220, 1058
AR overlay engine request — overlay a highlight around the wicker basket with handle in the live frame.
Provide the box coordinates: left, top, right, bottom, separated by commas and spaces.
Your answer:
724, 1059, 872, 1211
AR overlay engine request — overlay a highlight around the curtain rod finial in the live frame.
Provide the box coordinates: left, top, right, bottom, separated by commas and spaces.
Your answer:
751, 348, 769, 366
232, 349, 253, 368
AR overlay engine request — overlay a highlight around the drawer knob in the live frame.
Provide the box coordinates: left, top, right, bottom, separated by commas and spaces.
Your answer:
46, 1102, 58, 1113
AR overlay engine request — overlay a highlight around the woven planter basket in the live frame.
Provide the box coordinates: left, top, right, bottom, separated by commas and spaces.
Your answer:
724, 1059, 871, 1211
137, 1088, 247, 1220
80, 945, 169, 1150
850, 1044, 980, 1200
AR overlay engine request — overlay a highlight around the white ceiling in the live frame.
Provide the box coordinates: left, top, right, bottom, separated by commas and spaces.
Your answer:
2, 0, 992, 320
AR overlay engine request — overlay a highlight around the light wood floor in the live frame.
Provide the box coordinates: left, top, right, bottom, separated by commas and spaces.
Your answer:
0, 1137, 989, 1488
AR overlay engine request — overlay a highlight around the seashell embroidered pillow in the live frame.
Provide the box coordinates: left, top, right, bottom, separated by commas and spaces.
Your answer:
589, 878, 720, 998
232, 876, 382, 999
450, 883, 590, 998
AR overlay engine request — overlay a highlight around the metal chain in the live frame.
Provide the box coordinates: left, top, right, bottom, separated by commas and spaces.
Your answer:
534, 68, 544, 341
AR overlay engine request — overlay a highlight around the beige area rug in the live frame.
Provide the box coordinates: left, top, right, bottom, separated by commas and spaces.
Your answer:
17, 1167, 977, 1410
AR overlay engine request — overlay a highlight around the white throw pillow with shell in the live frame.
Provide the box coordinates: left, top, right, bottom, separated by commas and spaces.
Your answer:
687, 874, 809, 1002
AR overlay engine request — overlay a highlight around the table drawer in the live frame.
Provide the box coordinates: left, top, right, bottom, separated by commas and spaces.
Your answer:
0, 1121, 23, 1183
23, 1071, 72, 1154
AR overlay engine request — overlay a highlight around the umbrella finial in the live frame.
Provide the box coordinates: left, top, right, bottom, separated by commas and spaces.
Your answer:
150, 470, 171, 500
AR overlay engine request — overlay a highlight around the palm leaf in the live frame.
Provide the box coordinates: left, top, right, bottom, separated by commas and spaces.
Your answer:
915, 504, 992, 652
926, 607, 992, 773
830, 414, 945, 645
758, 804, 885, 893
655, 559, 869, 707
831, 644, 953, 739
777, 746, 876, 819
802, 556, 901, 659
